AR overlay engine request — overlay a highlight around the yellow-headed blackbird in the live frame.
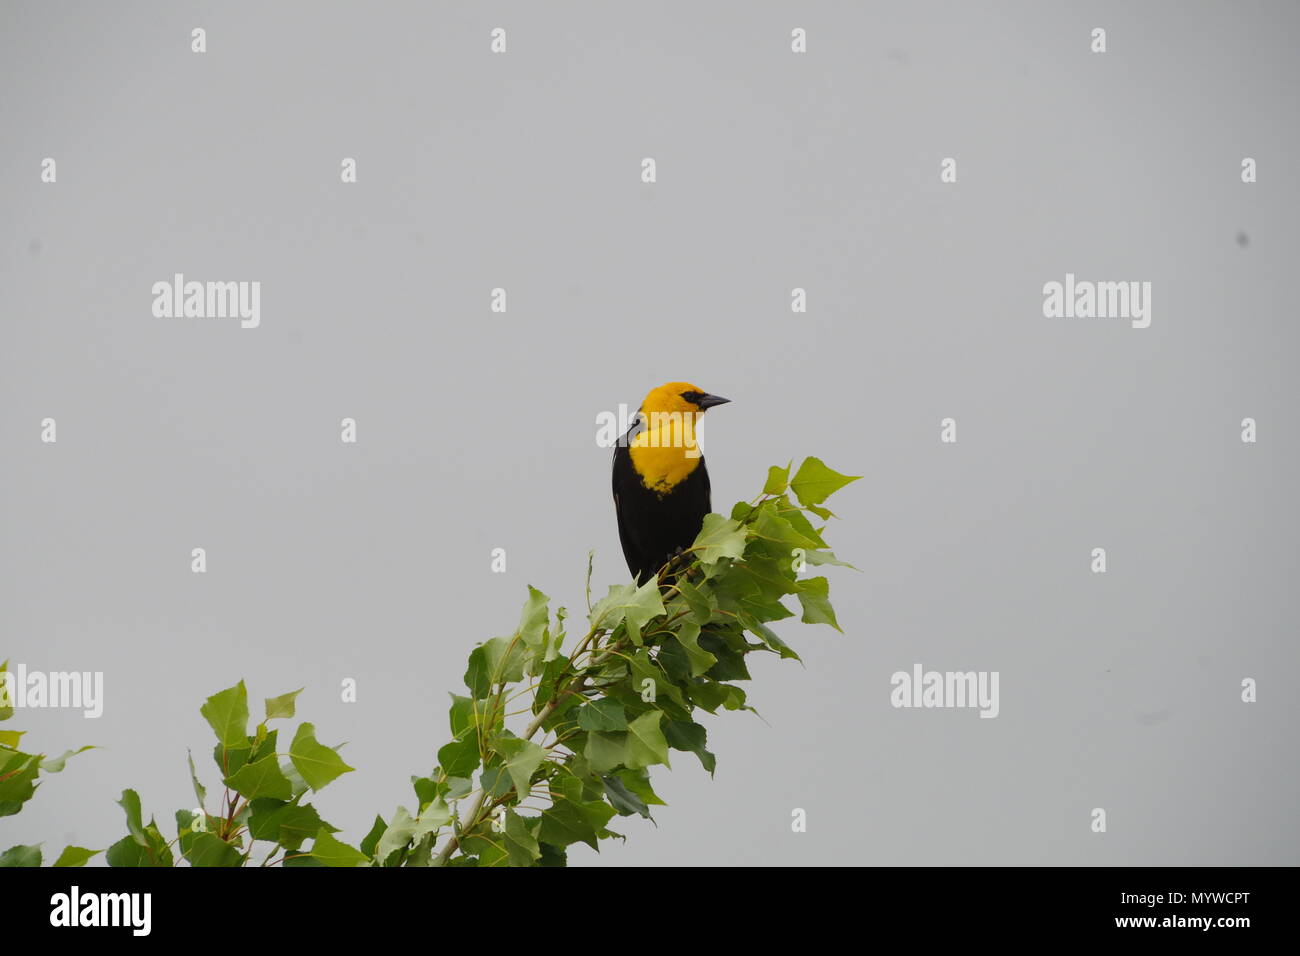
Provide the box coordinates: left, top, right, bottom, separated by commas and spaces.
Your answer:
612, 382, 731, 584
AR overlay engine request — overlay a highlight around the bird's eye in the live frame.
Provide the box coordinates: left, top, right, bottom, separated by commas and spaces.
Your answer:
680, 390, 704, 404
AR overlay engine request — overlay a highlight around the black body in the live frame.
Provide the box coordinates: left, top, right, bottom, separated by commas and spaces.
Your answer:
612, 426, 712, 585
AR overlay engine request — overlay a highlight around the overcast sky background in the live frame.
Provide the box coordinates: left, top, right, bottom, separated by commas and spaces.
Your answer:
2, 1, 1298, 865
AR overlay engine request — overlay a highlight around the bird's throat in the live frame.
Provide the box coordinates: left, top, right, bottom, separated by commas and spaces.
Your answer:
629, 417, 703, 494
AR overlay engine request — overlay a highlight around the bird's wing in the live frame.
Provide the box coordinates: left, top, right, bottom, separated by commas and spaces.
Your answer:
612, 444, 648, 579
699, 456, 712, 513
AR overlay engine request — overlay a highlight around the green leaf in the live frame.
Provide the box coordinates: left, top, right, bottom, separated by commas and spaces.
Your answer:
185, 832, 243, 867
790, 456, 860, 507
0, 844, 41, 867
716, 566, 796, 625
200, 681, 250, 749
516, 586, 550, 647
465, 637, 528, 697
142, 823, 175, 867
289, 723, 355, 790
280, 758, 309, 798
538, 797, 598, 849
674, 579, 715, 625
590, 583, 632, 628
251, 727, 278, 763
448, 694, 476, 737
250, 800, 335, 852
655, 635, 693, 684
416, 795, 452, 834
405, 833, 436, 867
358, 814, 387, 858
479, 765, 515, 800
225, 754, 294, 801
403, 819, 442, 867
670, 620, 717, 677
310, 829, 369, 867
601, 775, 651, 818
664, 720, 716, 775
772, 498, 830, 548
542, 605, 566, 666
460, 830, 509, 867
796, 576, 841, 631
105, 800, 173, 868
722, 685, 750, 711
804, 549, 857, 569
615, 767, 666, 808
0, 730, 23, 748
444, 775, 473, 800
733, 553, 798, 599
187, 750, 207, 806
624, 711, 671, 770
264, 688, 303, 721
375, 807, 417, 864
684, 677, 728, 713
623, 577, 666, 644
763, 462, 791, 496
539, 842, 568, 866
105, 836, 150, 867
502, 809, 541, 867
175, 808, 201, 857
692, 514, 747, 566
38, 744, 95, 774
583, 732, 627, 773
627, 648, 689, 710
697, 630, 751, 681
117, 789, 147, 846
463, 647, 492, 699
496, 736, 549, 799
749, 621, 802, 661
484, 635, 529, 685
590, 578, 666, 644
213, 742, 251, 778
539, 776, 615, 850
577, 699, 627, 732
754, 508, 823, 553
437, 734, 481, 779
52, 845, 99, 868
0, 661, 13, 721
531, 652, 571, 714
411, 775, 438, 808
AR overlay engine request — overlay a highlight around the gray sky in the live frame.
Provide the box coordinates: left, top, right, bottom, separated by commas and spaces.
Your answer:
2, 0, 1297, 865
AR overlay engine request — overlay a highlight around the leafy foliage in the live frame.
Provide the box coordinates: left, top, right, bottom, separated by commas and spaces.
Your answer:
0, 660, 99, 866
0, 458, 858, 867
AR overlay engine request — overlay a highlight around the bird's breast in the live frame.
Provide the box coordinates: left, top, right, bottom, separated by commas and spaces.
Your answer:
628, 440, 702, 494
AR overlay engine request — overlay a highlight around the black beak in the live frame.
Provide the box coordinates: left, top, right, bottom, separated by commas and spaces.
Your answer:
696, 393, 731, 410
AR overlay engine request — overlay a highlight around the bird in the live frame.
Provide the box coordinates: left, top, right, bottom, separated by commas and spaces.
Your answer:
612, 382, 731, 584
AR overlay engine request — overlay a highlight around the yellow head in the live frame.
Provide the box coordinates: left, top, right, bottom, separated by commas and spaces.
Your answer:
638, 382, 731, 417
629, 382, 731, 493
